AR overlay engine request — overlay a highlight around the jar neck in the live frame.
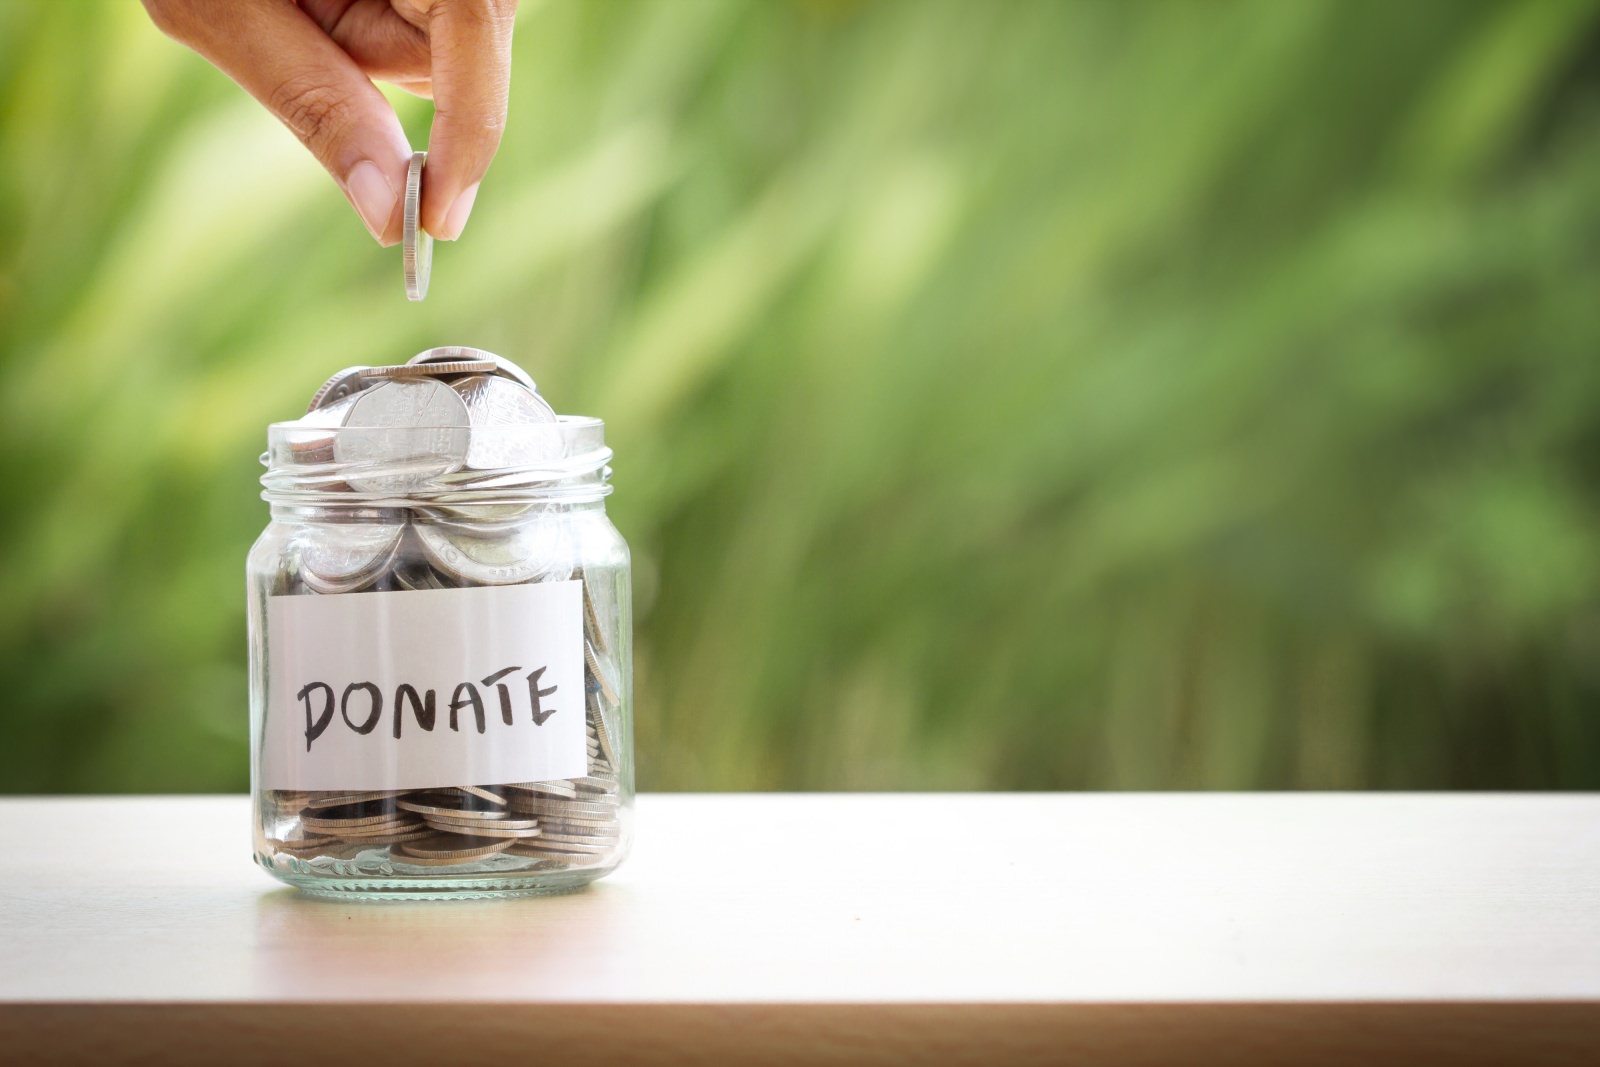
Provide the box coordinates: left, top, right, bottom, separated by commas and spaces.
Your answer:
260, 415, 613, 512
267, 497, 607, 523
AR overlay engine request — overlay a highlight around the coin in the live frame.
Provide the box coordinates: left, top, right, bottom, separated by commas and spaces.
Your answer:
397, 797, 509, 820
356, 825, 433, 844
362, 361, 497, 379
507, 799, 618, 820
300, 811, 412, 832
304, 790, 406, 810
584, 591, 609, 655
451, 375, 561, 469
272, 833, 332, 849
414, 521, 573, 585
424, 818, 544, 839
534, 829, 620, 846
503, 780, 578, 799
392, 555, 449, 590
424, 813, 539, 831
298, 523, 404, 593
531, 825, 617, 844
407, 346, 538, 392
403, 150, 431, 301
587, 643, 621, 708
506, 843, 601, 864
285, 392, 360, 465
456, 785, 508, 806
307, 367, 376, 412
334, 379, 470, 493
518, 836, 613, 854
570, 777, 619, 795
397, 834, 515, 861
588, 693, 620, 767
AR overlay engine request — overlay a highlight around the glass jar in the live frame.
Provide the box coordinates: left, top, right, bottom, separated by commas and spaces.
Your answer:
247, 380, 631, 900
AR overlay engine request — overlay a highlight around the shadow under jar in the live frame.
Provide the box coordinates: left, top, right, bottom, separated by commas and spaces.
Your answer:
247, 416, 632, 899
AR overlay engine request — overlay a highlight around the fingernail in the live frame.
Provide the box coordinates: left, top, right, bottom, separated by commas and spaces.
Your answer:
440, 183, 480, 241
345, 160, 397, 243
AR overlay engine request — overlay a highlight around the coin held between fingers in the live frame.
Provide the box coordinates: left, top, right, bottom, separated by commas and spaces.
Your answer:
403, 151, 432, 300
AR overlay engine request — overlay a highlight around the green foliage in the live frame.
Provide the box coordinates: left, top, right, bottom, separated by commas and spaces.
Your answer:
3, 1, 1599, 792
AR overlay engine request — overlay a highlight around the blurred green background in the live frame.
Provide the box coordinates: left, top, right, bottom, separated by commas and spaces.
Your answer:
2, 0, 1599, 793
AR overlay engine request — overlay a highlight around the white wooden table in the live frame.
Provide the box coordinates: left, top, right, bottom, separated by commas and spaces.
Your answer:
1, 794, 1596, 1065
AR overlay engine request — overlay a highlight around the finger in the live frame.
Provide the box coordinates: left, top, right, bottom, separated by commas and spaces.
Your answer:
303, 0, 431, 85
423, 0, 518, 240
146, 0, 412, 245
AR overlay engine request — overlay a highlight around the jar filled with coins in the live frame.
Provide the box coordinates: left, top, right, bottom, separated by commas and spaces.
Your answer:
247, 347, 631, 898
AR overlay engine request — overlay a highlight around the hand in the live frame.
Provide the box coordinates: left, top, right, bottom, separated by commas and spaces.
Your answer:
143, 0, 518, 246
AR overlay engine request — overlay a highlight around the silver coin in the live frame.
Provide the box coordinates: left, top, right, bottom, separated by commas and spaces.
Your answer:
333, 379, 470, 493
534, 829, 620, 847
425, 813, 538, 831
286, 392, 360, 465
516, 835, 613, 854
354, 825, 434, 845
507, 798, 618, 820
334, 817, 426, 838
451, 375, 561, 470
307, 366, 376, 412
408, 346, 538, 392
456, 785, 509, 806
414, 521, 573, 585
586, 645, 622, 709
584, 588, 609, 655
362, 361, 497, 379
396, 798, 508, 820
588, 692, 620, 767
412, 503, 540, 535
392, 556, 445, 591
300, 811, 409, 832
403, 151, 431, 301
533, 814, 621, 832
423, 817, 544, 839
304, 790, 405, 810
298, 523, 404, 592
397, 834, 514, 861
506, 842, 598, 861
502, 780, 578, 799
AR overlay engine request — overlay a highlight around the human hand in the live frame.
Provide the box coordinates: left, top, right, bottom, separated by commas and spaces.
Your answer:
143, 0, 518, 246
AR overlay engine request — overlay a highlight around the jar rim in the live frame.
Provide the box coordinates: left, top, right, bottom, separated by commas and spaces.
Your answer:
261, 414, 612, 505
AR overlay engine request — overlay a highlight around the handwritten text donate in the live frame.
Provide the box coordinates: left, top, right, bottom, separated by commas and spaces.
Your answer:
299, 666, 559, 751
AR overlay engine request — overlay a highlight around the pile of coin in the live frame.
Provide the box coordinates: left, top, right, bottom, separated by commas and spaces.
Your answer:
263, 347, 625, 871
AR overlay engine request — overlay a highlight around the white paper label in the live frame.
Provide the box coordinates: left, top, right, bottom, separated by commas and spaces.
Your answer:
261, 582, 585, 791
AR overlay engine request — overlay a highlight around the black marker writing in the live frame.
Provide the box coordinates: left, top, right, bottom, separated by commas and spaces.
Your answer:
296, 667, 558, 752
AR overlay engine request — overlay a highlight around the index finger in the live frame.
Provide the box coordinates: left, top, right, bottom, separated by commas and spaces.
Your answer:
423, 0, 518, 240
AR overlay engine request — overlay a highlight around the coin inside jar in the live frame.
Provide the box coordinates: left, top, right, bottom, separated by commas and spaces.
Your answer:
414, 520, 573, 585
333, 379, 470, 493
451, 375, 562, 469
298, 523, 404, 593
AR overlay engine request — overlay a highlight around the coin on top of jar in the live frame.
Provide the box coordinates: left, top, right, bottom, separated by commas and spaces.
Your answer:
333, 379, 471, 493
408, 346, 538, 392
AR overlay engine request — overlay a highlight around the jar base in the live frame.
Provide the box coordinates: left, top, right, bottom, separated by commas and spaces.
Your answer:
255, 850, 620, 900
